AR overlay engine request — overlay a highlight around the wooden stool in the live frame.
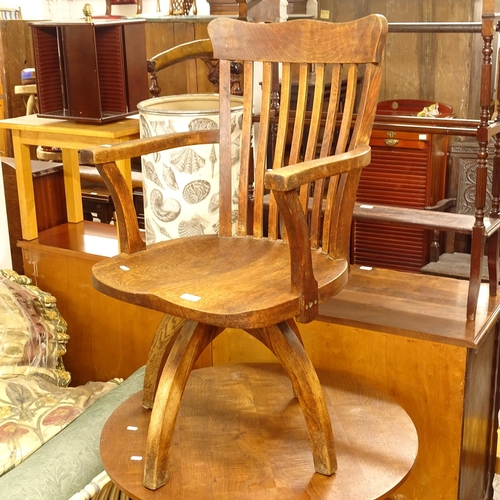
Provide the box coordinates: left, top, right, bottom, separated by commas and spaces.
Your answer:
14, 84, 37, 115
101, 363, 418, 500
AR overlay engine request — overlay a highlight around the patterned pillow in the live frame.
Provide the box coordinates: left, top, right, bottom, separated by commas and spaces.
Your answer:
0, 375, 120, 476
0, 270, 70, 387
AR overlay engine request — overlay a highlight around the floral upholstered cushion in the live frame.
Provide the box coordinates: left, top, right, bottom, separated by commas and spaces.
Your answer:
0, 269, 70, 386
0, 375, 119, 476
0, 365, 145, 500
0, 269, 121, 476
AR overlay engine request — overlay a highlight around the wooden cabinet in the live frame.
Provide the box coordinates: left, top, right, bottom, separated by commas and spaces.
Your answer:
30, 19, 150, 123
352, 101, 451, 272
1, 157, 66, 273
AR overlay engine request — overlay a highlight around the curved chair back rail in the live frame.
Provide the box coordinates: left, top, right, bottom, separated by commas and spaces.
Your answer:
147, 38, 243, 97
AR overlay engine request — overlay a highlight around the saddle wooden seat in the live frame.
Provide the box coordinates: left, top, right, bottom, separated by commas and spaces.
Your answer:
81, 15, 389, 491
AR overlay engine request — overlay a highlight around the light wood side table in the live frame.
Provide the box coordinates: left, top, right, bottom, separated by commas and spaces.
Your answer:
0, 114, 140, 240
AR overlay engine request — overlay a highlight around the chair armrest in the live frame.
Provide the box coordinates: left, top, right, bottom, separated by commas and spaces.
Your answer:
79, 129, 219, 166
263, 145, 370, 323
147, 39, 214, 74
264, 145, 371, 192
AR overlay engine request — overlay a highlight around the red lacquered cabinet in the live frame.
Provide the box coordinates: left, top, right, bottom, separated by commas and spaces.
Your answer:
352, 100, 452, 273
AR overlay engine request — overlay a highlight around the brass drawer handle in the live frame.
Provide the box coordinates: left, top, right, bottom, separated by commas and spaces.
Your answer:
384, 139, 399, 146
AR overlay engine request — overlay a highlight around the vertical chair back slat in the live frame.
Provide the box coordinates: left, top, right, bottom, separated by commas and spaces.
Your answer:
252, 61, 274, 238
236, 60, 255, 237
209, 15, 387, 264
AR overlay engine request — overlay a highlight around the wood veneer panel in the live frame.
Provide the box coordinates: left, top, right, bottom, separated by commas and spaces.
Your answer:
459, 326, 499, 499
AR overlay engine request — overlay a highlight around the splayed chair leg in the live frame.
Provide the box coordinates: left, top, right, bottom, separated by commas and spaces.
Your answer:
248, 321, 337, 476
143, 321, 222, 490
142, 314, 186, 409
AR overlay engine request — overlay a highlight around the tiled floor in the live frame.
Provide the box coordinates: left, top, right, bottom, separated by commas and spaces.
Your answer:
494, 475, 500, 499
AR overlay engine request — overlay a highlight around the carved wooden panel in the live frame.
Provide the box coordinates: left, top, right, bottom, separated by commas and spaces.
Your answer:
451, 137, 494, 216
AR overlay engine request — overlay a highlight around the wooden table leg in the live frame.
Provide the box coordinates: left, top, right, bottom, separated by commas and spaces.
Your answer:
62, 148, 84, 223
11, 131, 37, 240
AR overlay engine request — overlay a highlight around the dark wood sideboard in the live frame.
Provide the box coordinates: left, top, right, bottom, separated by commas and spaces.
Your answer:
352, 100, 452, 272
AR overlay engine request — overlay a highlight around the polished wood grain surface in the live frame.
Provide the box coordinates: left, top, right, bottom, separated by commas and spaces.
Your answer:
318, 265, 500, 348
101, 364, 417, 500
19, 221, 120, 260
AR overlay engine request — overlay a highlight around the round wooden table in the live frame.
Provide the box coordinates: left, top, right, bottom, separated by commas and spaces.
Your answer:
101, 363, 418, 500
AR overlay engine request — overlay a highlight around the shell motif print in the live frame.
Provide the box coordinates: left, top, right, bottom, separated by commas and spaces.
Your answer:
154, 220, 172, 240
143, 159, 164, 189
140, 115, 152, 138
209, 144, 217, 178
189, 117, 218, 131
150, 189, 181, 223
208, 192, 219, 214
231, 136, 241, 166
150, 119, 175, 135
145, 219, 156, 244
169, 147, 206, 174
183, 180, 211, 204
178, 214, 209, 237
162, 164, 179, 191
140, 97, 243, 244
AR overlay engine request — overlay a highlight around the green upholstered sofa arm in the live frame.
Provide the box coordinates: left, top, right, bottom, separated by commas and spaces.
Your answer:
0, 365, 145, 500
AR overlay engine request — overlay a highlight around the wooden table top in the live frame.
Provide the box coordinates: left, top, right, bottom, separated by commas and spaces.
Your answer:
101, 363, 417, 500
319, 265, 500, 349
0, 114, 140, 139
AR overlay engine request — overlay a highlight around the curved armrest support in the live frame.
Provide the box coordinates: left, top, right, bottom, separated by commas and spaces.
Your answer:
263, 145, 370, 323
80, 129, 220, 255
264, 144, 371, 192
272, 189, 318, 323
147, 39, 213, 73
96, 160, 145, 255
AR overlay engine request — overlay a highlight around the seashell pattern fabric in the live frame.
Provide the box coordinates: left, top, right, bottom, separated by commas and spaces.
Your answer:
138, 95, 243, 243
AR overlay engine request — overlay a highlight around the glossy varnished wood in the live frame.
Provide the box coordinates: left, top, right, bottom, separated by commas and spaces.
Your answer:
317, 265, 500, 348
101, 364, 417, 500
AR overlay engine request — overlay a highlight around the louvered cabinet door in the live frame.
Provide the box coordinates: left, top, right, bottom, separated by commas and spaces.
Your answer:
353, 129, 449, 273
30, 20, 149, 123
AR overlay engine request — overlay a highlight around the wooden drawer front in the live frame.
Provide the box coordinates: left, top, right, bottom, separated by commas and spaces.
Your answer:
370, 129, 429, 142
370, 137, 428, 150
353, 221, 426, 272
358, 146, 429, 208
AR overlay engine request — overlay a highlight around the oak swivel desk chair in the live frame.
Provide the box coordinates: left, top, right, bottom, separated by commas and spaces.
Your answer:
82, 15, 389, 491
